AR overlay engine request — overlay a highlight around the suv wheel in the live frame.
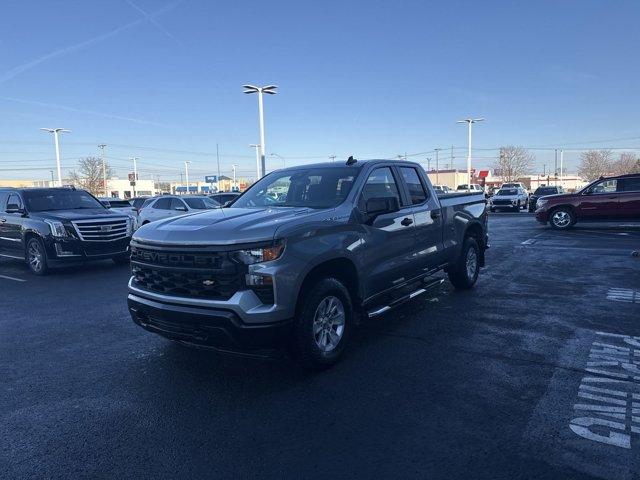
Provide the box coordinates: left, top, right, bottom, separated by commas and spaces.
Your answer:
514, 201, 521, 212
26, 237, 48, 275
549, 207, 575, 230
448, 236, 480, 290
292, 277, 353, 370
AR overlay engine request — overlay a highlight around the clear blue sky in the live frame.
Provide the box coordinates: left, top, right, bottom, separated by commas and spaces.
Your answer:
1, 0, 639, 181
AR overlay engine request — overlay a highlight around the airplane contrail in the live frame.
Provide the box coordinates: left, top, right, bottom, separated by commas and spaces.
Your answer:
0, 1, 181, 85
125, 0, 181, 44
0, 96, 166, 127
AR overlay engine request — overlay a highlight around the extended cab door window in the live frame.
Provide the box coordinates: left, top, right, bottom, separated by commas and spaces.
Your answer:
399, 167, 428, 205
359, 167, 403, 209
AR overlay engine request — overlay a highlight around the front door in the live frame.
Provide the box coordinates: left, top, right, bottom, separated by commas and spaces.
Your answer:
579, 179, 620, 219
357, 166, 418, 301
618, 176, 640, 220
0, 193, 25, 254
397, 166, 445, 271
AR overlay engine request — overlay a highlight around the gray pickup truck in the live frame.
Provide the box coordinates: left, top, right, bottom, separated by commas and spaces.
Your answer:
127, 159, 488, 369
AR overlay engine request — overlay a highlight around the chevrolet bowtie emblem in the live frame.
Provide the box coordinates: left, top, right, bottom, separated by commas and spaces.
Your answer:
202, 280, 216, 286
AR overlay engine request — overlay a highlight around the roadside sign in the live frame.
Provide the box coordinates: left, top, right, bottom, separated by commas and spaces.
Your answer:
205, 175, 218, 183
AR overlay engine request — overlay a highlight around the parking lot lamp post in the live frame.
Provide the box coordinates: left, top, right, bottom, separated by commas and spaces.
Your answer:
40, 128, 70, 187
243, 84, 278, 178
232, 164, 238, 189
457, 118, 484, 191
130, 157, 139, 197
98, 144, 107, 196
184, 161, 190, 194
434, 148, 442, 184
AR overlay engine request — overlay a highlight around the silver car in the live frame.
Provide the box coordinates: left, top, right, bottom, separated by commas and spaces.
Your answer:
489, 187, 529, 212
138, 195, 220, 225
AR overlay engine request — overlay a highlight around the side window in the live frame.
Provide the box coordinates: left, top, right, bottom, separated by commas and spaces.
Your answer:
7, 193, 23, 210
619, 177, 640, 192
400, 167, 428, 205
153, 197, 171, 210
590, 179, 617, 194
170, 198, 186, 210
360, 167, 401, 208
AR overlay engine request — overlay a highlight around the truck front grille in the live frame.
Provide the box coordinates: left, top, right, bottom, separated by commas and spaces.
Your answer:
492, 199, 514, 206
72, 218, 129, 241
130, 245, 243, 300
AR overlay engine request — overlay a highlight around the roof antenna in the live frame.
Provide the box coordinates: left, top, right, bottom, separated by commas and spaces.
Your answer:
346, 156, 357, 166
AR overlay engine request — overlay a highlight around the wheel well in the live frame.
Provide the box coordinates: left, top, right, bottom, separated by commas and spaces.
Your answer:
23, 232, 40, 257
549, 204, 576, 216
464, 223, 485, 266
296, 258, 360, 312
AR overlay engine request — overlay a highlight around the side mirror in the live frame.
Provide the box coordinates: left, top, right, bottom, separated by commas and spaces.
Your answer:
6, 204, 23, 214
365, 196, 400, 219
174, 206, 188, 212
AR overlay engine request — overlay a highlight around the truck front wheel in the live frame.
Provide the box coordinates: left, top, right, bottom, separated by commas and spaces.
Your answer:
292, 277, 353, 370
448, 237, 480, 290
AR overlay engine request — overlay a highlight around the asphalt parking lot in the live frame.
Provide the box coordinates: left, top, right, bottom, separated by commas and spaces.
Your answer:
2, 214, 639, 479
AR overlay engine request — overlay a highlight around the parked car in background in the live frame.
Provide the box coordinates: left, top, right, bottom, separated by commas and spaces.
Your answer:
535, 174, 640, 229
501, 182, 528, 192
456, 184, 484, 193
528, 186, 564, 212
432, 185, 451, 194
489, 187, 529, 212
138, 195, 220, 225
0, 187, 133, 275
209, 192, 241, 205
128, 159, 489, 369
129, 197, 150, 216
99, 198, 136, 215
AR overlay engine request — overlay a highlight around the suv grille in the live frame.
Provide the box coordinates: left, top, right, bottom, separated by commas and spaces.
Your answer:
72, 218, 129, 241
492, 199, 514, 205
131, 246, 243, 300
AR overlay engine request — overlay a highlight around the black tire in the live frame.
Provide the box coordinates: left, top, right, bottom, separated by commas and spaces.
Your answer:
549, 207, 575, 230
448, 237, 480, 290
490, 207, 495, 213
513, 202, 520, 212
112, 253, 130, 265
26, 237, 49, 276
291, 277, 354, 370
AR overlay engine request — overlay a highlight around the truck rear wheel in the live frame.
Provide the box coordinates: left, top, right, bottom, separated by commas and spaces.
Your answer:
448, 237, 480, 290
292, 277, 353, 370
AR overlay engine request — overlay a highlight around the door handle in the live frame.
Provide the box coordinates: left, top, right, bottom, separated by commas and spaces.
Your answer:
430, 210, 441, 219
401, 217, 413, 226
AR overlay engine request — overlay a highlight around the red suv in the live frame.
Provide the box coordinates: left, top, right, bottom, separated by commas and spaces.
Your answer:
535, 174, 640, 229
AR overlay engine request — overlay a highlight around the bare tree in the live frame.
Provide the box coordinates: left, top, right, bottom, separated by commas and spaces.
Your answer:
491, 146, 534, 181
610, 152, 640, 176
577, 150, 613, 181
68, 157, 114, 195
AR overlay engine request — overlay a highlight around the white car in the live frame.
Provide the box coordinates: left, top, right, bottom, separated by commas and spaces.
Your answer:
138, 195, 220, 225
501, 182, 528, 193
433, 185, 451, 194
489, 187, 529, 212
456, 184, 484, 193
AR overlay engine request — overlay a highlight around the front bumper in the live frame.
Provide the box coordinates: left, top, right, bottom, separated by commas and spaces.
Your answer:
43, 236, 131, 265
128, 291, 293, 350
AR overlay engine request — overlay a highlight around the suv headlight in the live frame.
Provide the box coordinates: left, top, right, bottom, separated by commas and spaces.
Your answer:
537, 199, 548, 208
126, 215, 136, 233
44, 219, 68, 237
233, 241, 285, 265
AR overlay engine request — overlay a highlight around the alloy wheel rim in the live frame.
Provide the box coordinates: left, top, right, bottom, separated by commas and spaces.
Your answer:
466, 248, 478, 279
552, 211, 570, 227
28, 243, 42, 271
313, 295, 345, 353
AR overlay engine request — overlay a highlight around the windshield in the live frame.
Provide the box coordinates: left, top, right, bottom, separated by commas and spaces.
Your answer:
497, 189, 518, 196
534, 187, 557, 195
183, 197, 219, 209
23, 190, 105, 212
107, 200, 133, 208
232, 167, 358, 209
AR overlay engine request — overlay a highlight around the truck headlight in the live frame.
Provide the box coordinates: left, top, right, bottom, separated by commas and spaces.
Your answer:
44, 219, 68, 237
233, 241, 285, 265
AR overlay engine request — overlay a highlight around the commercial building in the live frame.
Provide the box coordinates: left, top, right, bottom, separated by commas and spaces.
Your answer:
105, 178, 155, 199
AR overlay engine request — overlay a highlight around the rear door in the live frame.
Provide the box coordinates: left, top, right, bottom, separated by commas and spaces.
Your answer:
618, 176, 640, 219
170, 198, 189, 216
579, 179, 620, 219
358, 166, 419, 300
1, 193, 25, 253
397, 166, 445, 271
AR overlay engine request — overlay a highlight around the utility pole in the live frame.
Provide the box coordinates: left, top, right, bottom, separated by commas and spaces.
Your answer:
450, 145, 454, 169
131, 157, 139, 197
434, 148, 442, 184
554, 149, 558, 186
243, 84, 278, 178
457, 118, 484, 190
98, 144, 107, 196
329, 155, 336, 162
40, 128, 70, 187
249, 144, 261, 180
426, 157, 432, 171
216, 143, 221, 181
543, 163, 546, 177
232, 164, 238, 189
184, 161, 190, 193
50, 170, 54, 185
560, 149, 564, 186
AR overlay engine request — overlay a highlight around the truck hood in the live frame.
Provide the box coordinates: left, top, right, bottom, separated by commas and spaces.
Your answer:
133, 206, 330, 246
31, 209, 127, 221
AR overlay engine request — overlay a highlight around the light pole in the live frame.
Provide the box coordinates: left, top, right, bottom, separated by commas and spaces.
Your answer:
434, 148, 442, 184
329, 155, 336, 162
184, 161, 191, 194
232, 164, 238, 190
457, 118, 484, 190
271, 153, 285, 169
130, 157, 139, 197
249, 144, 261, 180
50, 170, 54, 185
98, 144, 107, 196
40, 128, 70, 187
243, 84, 278, 178
560, 149, 564, 186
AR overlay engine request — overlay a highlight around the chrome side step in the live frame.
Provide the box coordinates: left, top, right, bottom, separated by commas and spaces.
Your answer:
367, 278, 444, 318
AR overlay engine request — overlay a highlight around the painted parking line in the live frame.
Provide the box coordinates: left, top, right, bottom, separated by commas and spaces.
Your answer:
0, 274, 26, 282
607, 288, 640, 304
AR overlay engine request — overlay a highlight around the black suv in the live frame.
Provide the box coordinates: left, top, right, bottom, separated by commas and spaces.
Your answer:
0, 187, 133, 275
528, 185, 565, 212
